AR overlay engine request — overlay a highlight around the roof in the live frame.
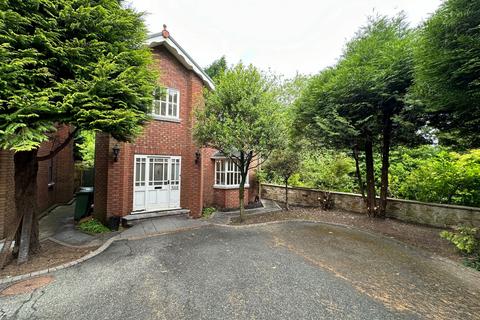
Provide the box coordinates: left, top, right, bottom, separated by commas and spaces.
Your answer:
211, 151, 241, 159
147, 27, 215, 90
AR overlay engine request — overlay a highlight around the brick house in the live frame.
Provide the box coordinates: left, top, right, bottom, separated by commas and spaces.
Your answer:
0, 125, 76, 239
93, 27, 258, 222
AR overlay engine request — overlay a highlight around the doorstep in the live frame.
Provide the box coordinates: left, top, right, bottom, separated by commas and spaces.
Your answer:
122, 209, 190, 227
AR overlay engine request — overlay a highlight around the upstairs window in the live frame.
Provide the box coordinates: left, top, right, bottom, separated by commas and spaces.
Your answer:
153, 87, 180, 119
214, 159, 248, 188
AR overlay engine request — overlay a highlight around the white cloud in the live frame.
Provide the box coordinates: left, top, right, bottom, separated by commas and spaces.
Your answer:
126, 0, 442, 77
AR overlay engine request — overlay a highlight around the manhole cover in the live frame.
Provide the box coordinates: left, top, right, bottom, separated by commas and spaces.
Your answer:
0, 275, 54, 296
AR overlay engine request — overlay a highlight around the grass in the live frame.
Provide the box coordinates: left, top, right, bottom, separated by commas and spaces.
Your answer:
202, 207, 216, 218
78, 218, 110, 234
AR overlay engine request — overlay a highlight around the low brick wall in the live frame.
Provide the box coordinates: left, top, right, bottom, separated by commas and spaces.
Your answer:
261, 183, 480, 228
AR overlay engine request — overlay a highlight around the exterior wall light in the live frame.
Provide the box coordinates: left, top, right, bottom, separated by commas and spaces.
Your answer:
195, 150, 201, 164
112, 144, 121, 162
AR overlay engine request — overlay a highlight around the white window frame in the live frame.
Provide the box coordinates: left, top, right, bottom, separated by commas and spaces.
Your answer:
152, 87, 180, 121
214, 158, 249, 189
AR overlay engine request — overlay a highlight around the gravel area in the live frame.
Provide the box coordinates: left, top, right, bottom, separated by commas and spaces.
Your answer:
0, 240, 98, 278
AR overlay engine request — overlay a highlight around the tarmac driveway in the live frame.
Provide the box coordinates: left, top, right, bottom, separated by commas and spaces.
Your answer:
1, 221, 479, 319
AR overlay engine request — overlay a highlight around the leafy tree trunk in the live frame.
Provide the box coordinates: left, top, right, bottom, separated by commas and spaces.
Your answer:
352, 144, 366, 204
379, 111, 393, 217
14, 150, 40, 257
284, 178, 289, 211
364, 137, 376, 216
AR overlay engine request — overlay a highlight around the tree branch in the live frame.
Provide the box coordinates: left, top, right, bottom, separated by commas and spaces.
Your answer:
37, 127, 79, 162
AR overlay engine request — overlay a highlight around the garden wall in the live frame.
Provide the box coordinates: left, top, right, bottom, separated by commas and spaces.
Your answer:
261, 183, 480, 228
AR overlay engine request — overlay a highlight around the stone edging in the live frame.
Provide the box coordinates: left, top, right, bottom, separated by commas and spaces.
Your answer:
0, 235, 117, 286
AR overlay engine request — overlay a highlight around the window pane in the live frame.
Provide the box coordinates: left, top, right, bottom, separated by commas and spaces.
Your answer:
161, 102, 167, 115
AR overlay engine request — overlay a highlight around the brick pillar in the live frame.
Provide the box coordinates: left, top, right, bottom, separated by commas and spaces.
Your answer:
0, 150, 15, 239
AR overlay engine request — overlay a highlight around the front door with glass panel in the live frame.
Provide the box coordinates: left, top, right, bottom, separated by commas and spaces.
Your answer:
133, 155, 181, 212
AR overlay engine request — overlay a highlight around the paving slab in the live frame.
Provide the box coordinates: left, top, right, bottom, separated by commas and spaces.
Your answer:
120, 215, 208, 239
210, 198, 282, 224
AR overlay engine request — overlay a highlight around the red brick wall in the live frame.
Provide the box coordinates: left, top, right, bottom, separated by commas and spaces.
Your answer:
36, 125, 76, 212
213, 188, 249, 209
94, 46, 206, 219
201, 148, 217, 207
92, 44, 262, 219
0, 150, 15, 239
0, 125, 75, 238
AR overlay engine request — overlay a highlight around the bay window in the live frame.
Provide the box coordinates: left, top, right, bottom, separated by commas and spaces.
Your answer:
214, 158, 248, 188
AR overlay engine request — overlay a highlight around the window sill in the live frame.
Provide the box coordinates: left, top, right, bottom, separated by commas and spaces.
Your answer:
214, 185, 249, 190
151, 116, 181, 123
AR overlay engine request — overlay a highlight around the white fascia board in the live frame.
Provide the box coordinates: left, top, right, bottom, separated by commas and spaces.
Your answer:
147, 35, 215, 91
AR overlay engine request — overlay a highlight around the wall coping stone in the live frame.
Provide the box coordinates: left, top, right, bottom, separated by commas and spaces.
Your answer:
262, 183, 480, 212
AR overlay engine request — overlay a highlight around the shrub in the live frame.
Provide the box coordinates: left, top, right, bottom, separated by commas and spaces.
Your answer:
202, 207, 216, 218
441, 226, 480, 271
389, 147, 480, 207
440, 227, 479, 254
78, 218, 111, 234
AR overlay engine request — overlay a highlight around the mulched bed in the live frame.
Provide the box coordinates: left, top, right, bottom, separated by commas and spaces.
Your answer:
0, 240, 98, 278
230, 206, 462, 262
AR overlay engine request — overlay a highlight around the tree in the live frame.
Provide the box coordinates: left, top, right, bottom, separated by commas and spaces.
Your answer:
414, 0, 480, 149
204, 56, 227, 81
194, 63, 284, 221
263, 147, 301, 210
0, 0, 157, 260
76, 130, 96, 168
294, 15, 423, 217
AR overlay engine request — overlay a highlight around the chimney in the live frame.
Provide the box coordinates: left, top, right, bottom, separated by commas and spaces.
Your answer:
162, 24, 170, 38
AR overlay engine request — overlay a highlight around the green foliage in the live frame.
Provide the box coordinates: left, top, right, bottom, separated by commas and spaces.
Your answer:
264, 151, 356, 192
413, 0, 480, 148
194, 63, 284, 163
390, 147, 480, 207
300, 152, 356, 192
204, 56, 227, 81
201, 207, 216, 218
78, 218, 110, 234
0, 0, 157, 151
294, 14, 419, 149
263, 147, 301, 185
76, 130, 95, 168
440, 227, 479, 255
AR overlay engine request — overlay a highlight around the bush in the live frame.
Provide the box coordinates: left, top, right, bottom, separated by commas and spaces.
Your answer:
264, 150, 356, 192
440, 227, 479, 254
440, 226, 480, 271
202, 207, 216, 218
78, 218, 110, 234
390, 147, 480, 207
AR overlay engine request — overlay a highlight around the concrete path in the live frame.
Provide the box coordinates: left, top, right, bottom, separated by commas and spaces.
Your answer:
119, 215, 209, 239
2, 221, 479, 319
209, 199, 282, 224
39, 202, 113, 247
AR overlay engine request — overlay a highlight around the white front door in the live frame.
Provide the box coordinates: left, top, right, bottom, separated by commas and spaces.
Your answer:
133, 155, 181, 212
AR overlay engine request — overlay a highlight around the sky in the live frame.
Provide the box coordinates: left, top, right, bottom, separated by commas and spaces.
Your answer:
126, 0, 443, 77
